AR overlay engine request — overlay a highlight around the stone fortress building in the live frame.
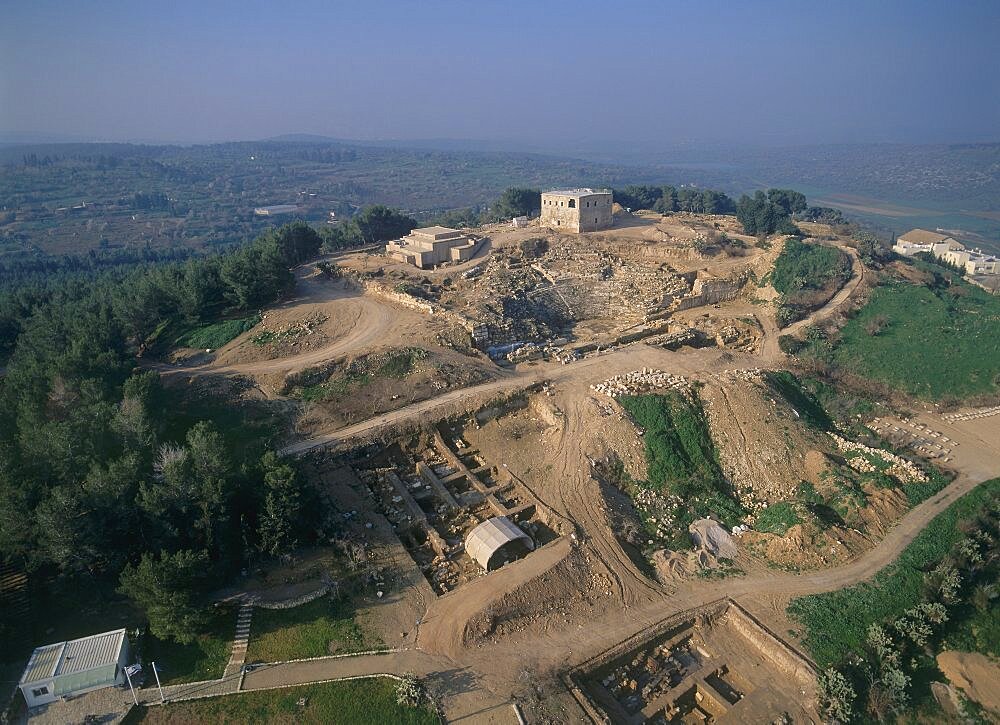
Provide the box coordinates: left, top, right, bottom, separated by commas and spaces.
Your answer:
541, 188, 613, 233
385, 226, 478, 269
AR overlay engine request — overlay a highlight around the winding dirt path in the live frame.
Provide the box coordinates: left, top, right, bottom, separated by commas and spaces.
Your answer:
783, 241, 866, 337
755, 238, 866, 363
155, 470, 992, 724
142, 246, 1000, 723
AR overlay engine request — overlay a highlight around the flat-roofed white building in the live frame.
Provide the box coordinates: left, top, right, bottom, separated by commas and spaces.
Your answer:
385, 226, 478, 269
892, 228, 962, 257
944, 249, 1000, 275
540, 188, 613, 233
19, 629, 131, 708
893, 228, 999, 276
253, 204, 300, 216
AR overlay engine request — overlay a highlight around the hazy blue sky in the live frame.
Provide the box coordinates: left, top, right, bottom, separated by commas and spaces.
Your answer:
2, 0, 998, 148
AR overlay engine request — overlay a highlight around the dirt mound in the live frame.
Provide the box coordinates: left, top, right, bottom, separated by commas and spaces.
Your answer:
740, 523, 869, 570
937, 651, 1000, 714
689, 518, 737, 559
463, 547, 614, 647
702, 375, 829, 511
803, 449, 834, 484
859, 486, 911, 536
293, 345, 497, 434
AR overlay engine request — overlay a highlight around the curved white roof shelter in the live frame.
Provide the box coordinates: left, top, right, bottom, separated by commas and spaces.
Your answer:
465, 516, 534, 571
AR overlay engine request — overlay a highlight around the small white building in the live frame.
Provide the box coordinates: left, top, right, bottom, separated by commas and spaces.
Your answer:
253, 204, 300, 216
19, 629, 131, 708
892, 229, 962, 258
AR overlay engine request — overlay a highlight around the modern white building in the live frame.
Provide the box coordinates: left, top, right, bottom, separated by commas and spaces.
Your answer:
892, 228, 999, 276
253, 204, 300, 216
19, 629, 131, 708
892, 229, 962, 258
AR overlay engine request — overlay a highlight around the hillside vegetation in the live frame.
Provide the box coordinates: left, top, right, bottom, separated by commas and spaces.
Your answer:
618, 393, 743, 547
802, 270, 1000, 400
122, 678, 438, 725
790, 480, 1000, 722
771, 237, 851, 326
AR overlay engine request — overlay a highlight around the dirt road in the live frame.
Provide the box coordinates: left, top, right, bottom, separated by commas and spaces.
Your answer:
281, 344, 768, 454
755, 239, 865, 362
183, 469, 994, 725
783, 241, 866, 337
415, 471, 994, 720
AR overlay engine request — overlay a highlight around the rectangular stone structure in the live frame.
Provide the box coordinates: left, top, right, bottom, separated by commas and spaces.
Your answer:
540, 188, 613, 233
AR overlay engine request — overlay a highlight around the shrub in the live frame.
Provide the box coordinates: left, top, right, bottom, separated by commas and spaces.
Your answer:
755, 501, 801, 535
788, 479, 999, 667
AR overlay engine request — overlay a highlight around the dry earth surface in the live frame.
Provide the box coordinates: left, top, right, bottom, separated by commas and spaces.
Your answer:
150, 217, 999, 723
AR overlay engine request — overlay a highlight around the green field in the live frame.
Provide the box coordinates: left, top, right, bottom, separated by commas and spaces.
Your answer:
142, 608, 233, 685
122, 678, 439, 725
245, 596, 380, 662
809, 275, 1000, 400
787, 478, 999, 667
174, 314, 261, 350
617, 392, 742, 548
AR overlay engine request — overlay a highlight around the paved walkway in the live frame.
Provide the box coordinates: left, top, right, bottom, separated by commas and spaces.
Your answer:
135, 671, 242, 705
240, 649, 439, 690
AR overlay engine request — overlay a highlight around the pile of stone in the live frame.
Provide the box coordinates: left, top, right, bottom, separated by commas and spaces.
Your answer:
724, 368, 765, 383
632, 487, 685, 541
591, 368, 690, 399
506, 343, 543, 363
943, 405, 1000, 422
253, 312, 328, 345
828, 432, 928, 484
715, 325, 742, 347
645, 328, 700, 350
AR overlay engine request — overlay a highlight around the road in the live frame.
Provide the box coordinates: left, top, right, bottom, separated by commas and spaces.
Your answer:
783, 240, 866, 337
126, 470, 994, 724
140, 246, 1000, 723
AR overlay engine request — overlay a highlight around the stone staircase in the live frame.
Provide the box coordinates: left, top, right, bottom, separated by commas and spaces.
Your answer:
223, 603, 254, 677
0, 563, 30, 650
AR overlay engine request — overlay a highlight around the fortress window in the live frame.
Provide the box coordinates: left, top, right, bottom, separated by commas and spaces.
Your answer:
569, 199, 576, 208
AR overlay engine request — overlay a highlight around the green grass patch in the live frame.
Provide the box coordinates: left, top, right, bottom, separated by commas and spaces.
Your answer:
788, 478, 1000, 667
772, 237, 851, 295
618, 392, 743, 547
175, 314, 261, 350
245, 595, 379, 662
121, 677, 438, 724
762, 371, 834, 430
142, 607, 232, 685
755, 501, 802, 535
292, 348, 428, 403
808, 276, 1000, 400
